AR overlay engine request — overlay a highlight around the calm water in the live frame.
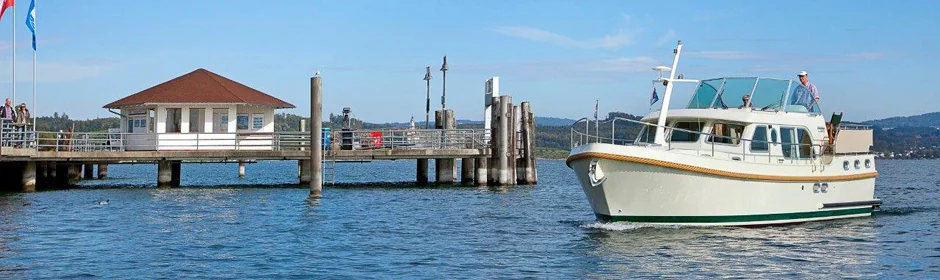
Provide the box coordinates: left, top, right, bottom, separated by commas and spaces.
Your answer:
0, 159, 937, 278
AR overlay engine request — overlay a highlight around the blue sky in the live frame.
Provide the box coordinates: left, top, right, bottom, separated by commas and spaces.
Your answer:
0, 0, 937, 122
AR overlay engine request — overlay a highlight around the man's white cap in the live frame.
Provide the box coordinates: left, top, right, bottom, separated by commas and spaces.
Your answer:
798, 70, 808, 76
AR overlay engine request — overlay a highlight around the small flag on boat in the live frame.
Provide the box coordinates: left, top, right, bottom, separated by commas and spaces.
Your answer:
594, 100, 598, 120
0, 0, 13, 21
650, 85, 659, 106
25, 0, 35, 50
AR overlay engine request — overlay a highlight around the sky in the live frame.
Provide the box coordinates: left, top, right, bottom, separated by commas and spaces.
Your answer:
0, 0, 937, 122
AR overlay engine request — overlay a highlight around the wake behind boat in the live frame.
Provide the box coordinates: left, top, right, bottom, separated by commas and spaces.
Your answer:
567, 41, 880, 226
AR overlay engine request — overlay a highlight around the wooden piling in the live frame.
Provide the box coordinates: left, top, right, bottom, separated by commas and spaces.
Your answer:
488, 96, 500, 184
310, 76, 323, 198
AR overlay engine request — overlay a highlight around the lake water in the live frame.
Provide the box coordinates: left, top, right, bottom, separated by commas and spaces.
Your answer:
0, 159, 937, 278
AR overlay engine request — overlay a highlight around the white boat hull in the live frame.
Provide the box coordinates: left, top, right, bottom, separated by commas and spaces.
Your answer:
568, 144, 879, 226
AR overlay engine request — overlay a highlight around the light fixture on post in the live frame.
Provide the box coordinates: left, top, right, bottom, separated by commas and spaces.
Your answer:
423, 66, 432, 129
440, 56, 449, 111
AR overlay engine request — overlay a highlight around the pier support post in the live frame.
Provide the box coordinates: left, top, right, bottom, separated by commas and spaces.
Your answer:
434, 109, 457, 183
67, 164, 82, 181
36, 162, 47, 188
83, 164, 94, 180
474, 158, 487, 186
55, 163, 70, 187
488, 96, 499, 185
238, 161, 246, 178
461, 158, 474, 183
416, 159, 429, 185
22, 162, 36, 192
97, 163, 109, 179
157, 160, 178, 188
299, 159, 312, 185
310, 75, 324, 198
171, 161, 182, 187
497, 95, 512, 185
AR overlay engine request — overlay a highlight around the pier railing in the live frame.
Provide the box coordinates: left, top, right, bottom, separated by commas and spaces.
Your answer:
0, 125, 489, 152
570, 117, 860, 166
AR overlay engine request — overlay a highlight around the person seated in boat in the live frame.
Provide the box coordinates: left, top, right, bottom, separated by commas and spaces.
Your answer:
789, 71, 820, 110
738, 94, 754, 109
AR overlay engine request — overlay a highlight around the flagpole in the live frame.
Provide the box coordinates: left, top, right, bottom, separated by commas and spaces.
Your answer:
31, 0, 35, 129
11, 1, 15, 106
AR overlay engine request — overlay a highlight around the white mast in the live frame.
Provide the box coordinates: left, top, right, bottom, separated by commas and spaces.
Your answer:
653, 41, 683, 145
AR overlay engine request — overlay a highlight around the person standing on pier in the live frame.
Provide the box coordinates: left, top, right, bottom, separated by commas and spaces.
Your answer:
14, 103, 30, 147
0, 98, 16, 121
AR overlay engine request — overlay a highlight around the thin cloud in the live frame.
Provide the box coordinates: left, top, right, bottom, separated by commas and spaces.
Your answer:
685, 51, 888, 62
492, 26, 635, 49
655, 29, 677, 47
685, 51, 764, 60
0, 58, 117, 83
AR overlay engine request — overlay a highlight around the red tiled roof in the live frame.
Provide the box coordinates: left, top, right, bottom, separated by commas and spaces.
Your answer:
104, 68, 295, 109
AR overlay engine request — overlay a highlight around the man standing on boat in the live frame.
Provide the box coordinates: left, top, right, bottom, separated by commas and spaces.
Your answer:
791, 71, 820, 110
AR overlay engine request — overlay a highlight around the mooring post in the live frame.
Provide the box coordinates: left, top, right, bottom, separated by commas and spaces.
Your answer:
434, 109, 456, 183
488, 96, 500, 184
310, 75, 323, 198
522, 102, 537, 184
497, 95, 512, 185
510, 105, 519, 184
22, 162, 36, 192
416, 159, 429, 185
97, 163, 109, 179
238, 161, 246, 178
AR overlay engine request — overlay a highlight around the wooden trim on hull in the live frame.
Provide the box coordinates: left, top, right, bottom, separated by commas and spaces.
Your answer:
567, 152, 878, 182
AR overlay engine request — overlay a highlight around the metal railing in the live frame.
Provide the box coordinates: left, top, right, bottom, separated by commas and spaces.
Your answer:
570, 117, 864, 166
1, 125, 489, 152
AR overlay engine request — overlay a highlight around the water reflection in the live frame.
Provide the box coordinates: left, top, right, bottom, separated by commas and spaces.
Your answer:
581, 218, 880, 278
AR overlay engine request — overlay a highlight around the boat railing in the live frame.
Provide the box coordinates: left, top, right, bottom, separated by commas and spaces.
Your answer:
571, 117, 843, 166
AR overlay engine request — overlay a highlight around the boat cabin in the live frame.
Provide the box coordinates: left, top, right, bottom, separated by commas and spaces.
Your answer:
637, 77, 871, 164
103, 68, 295, 151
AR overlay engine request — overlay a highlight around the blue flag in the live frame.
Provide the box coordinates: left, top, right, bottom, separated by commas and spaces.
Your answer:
26, 0, 36, 51
650, 86, 659, 106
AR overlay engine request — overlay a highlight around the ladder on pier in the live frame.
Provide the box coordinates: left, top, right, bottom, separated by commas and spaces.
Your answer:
323, 152, 336, 185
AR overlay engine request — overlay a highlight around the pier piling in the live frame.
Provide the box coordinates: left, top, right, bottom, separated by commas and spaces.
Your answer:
22, 162, 36, 192
435, 109, 457, 183
310, 75, 323, 198
497, 95, 512, 185
521, 102, 537, 184
83, 164, 94, 180
299, 159, 311, 185
461, 158, 473, 183
68, 164, 82, 181
97, 163, 108, 179
474, 158, 487, 186
238, 161, 246, 178
416, 159, 429, 185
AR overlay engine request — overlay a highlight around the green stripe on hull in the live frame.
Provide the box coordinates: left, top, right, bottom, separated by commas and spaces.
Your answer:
598, 207, 872, 224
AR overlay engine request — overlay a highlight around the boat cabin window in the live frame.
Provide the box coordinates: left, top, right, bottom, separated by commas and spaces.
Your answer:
636, 125, 658, 144
669, 121, 705, 142
707, 122, 745, 145
685, 77, 822, 114
780, 127, 813, 159
750, 125, 768, 152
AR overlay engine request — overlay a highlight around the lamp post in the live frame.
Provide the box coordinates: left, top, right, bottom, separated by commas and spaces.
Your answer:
423, 66, 432, 129
440, 56, 448, 111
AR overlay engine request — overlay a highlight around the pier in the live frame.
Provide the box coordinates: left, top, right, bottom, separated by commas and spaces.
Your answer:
0, 73, 538, 192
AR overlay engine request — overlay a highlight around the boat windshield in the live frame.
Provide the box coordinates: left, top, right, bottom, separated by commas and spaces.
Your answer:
686, 77, 821, 113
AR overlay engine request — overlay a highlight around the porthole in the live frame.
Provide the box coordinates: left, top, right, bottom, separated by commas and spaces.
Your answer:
843, 161, 850, 171
854, 160, 861, 170
821, 183, 829, 193
864, 159, 872, 169
813, 183, 820, 193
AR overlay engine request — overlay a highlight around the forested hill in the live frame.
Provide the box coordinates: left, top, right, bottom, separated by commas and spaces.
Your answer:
864, 112, 940, 128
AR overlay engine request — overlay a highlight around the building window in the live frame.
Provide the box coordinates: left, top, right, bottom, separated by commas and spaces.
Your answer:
127, 119, 133, 133
166, 108, 182, 133
189, 108, 204, 133
252, 113, 264, 130
707, 122, 745, 145
237, 114, 249, 130
750, 125, 768, 152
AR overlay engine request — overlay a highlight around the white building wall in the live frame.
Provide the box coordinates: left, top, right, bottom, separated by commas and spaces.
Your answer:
181, 107, 190, 133
204, 108, 214, 133
155, 105, 167, 133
